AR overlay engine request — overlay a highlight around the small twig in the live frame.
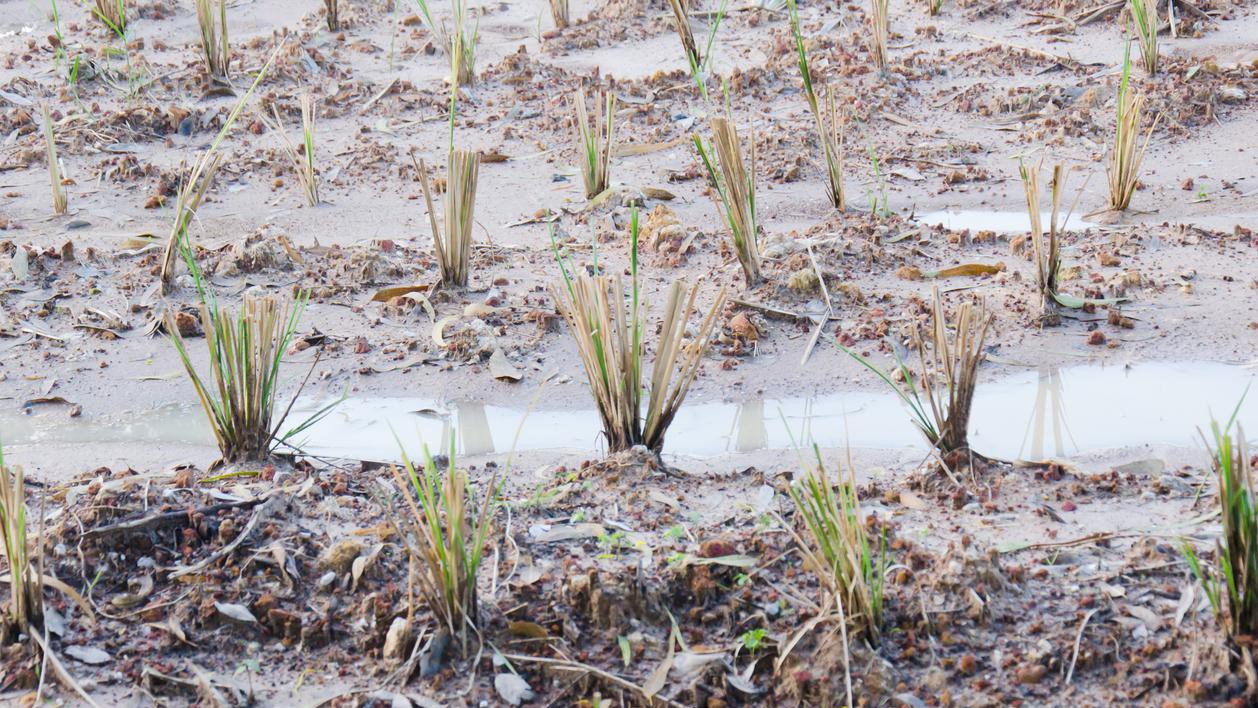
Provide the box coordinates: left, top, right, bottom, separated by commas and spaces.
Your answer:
1065, 608, 1098, 684
168, 495, 283, 579
29, 630, 103, 707
82, 497, 266, 539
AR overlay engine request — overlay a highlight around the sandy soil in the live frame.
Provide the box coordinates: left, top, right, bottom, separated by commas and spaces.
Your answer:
0, 0, 1257, 704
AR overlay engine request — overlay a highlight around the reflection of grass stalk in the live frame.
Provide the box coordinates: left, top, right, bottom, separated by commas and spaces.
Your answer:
195, 0, 230, 80
550, 210, 726, 454
787, 0, 845, 211
263, 94, 320, 206
41, 105, 67, 215
1107, 45, 1159, 211
391, 434, 496, 657
869, 0, 888, 72
325, 0, 339, 31
549, 0, 568, 28
784, 447, 885, 642
694, 116, 760, 286
91, 0, 127, 35
1182, 413, 1258, 654
1128, 0, 1157, 74
420, 150, 480, 288
573, 90, 615, 199
160, 44, 281, 290
0, 444, 40, 633
837, 287, 990, 453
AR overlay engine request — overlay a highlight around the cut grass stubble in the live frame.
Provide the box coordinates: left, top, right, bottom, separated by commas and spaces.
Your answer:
420, 150, 480, 288
573, 89, 616, 200
195, 0, 230, 81
839, 286, 991, 455
262, 94, 320, 207
1107, 44, 1160, 212
694, 116, 761, 287
787, 0, 846, 211
0, 445, 40, 634
391, 436, 496, 658
550, 211, 726, 454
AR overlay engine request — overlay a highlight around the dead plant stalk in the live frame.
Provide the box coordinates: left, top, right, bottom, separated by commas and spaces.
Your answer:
420, 150, 480, 288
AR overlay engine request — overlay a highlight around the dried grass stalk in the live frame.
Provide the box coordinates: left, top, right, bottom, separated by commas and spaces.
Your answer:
1107, 47, 1159, 211
551, 213, 726, 454
391, 436, 496, 657
549, 0, 569, 28
784, 450, 885, 642
573, 89, 615, 199
92, 0, 127, 34
1020, 161, 1063, 314
694, 116, 761, 286
195, 0, 230, 80
1128, 0, 1158, 74
914, 287, 992, 453
420, 149, 480, 288
786, 0, 846, 212
0, 447, 40, 633
411, 0, 477, 85
325, 0, 339, 31
1183, 419, 1258, 664
262, 94, 320, 207
40, 104, 67, 215
869, 0, 889, 72
666, 0, 701, 72
165, 287, 312, 463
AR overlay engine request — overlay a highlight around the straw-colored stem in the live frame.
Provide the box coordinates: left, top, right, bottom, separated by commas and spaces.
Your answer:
783, 451, 884, 642
1020, 161, 1062, 314
666, 0, 701, 72
1106, 49, 1159, 211
869, 0, 889, 72
694, 116, 761, 286
549, 0, 569, 28
573, 90, 616, 199
40, 105, 67, 215
1128, 0, 1158, 74
0, 447, 40, 633
325, 0, 339, 31
262, 94, 320, 207
551, 214, 725, 454
420, 150, 480, 288
92, 0, 127, 34
915, 286, 992, 453
195, 0, 230, 80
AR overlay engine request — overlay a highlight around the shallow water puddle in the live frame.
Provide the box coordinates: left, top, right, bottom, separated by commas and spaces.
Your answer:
916, 210, 1096, 233
3, 362, 1254, 462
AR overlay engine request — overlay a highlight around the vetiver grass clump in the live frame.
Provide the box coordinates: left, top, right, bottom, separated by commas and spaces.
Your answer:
91, 0, 127, 36
1183, 413, 1258, 675
1128, 0, 1157, 74
196, 0, 230, 81
787, 0, 845, 211
262, 94, 320, 207
390, 435, 496, 657
839, 286, 991, 454
410, 0, 479, 85
551, 210, 725, 455
419, 149, 480, 288
165, 251, 332, 464
695, 115, 761, 286
869, 0, 889, 73
1107, 44, 1159, 212
0, 444, 41, 636
573, 89, 615, 199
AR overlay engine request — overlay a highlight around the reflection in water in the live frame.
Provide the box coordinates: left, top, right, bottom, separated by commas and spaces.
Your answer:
3, 362, 1255, 463
730, 400, 766, 453
1018, 367, 1078, 459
